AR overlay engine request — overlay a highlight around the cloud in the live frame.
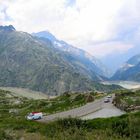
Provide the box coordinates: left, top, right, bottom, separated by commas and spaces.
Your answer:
83, 41, 134, 58
0, 0, 140, 58
0, 1, 7, 24
1, 0, 67, 31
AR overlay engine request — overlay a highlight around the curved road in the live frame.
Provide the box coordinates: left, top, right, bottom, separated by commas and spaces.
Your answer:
81, 96, 125, 120
38, 95, 125, 123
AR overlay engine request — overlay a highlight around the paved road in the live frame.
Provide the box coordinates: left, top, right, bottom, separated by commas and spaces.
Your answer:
81, 95, 125, 120
38, 95, 125, 123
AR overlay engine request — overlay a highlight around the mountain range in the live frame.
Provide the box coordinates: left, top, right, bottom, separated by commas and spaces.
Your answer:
32, 31, 111, 77
112, 54, 140, 82
0, 25, 120, 95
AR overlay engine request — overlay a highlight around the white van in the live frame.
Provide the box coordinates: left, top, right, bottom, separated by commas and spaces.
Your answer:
27, 112, 43, 120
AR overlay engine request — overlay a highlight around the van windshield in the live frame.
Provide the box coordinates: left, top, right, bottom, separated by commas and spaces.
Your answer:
28, 113, 34, 117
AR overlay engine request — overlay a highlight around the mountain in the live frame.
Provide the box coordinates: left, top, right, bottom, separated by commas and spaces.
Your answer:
0, 25, 15, 31
32, 31, 56, 41
101, 46, 140, 74
111, 54, 140, 81
127, 54, 140, 65
32, 31, 111, 77
0, 25, 119, 95
101, 27, 140, 74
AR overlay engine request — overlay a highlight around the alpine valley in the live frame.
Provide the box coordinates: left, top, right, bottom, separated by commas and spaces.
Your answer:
0, 25, 119, 95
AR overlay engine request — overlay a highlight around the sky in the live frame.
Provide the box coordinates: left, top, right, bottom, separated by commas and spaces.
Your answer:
0, 0, 140, 60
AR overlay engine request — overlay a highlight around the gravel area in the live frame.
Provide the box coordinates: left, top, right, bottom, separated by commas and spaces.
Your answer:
0, 87, 49, 99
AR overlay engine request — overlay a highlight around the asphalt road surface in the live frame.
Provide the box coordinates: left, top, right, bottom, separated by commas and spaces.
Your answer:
38, 95, 125, 123
81, 95, 125, 120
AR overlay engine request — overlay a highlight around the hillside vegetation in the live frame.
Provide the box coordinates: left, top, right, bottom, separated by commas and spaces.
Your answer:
0, 89, 140, 140
0, 89, 103, 116
113, 90, 140, 112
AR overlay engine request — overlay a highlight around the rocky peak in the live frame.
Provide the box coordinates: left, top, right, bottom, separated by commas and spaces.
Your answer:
0, 25, 16, 32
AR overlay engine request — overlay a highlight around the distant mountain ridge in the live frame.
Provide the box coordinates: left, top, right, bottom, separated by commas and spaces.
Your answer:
32, 31, 111, 77
32, 31, 56, 41
0, 25, 119, 95
111, 54, 140, 82
0, 25, 15, 31
127, 54, 140, 65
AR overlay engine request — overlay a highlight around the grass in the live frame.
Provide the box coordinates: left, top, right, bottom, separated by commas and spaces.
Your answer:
0, 89, 104, 116
0, 89, 103, 119
0, 112, 140, 140
1, 89, 140, 140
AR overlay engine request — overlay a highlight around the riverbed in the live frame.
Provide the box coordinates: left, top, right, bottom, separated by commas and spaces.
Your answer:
102, 81, 140, 89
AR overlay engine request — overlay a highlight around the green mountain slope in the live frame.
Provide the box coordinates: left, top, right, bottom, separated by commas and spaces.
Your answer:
0, 25, 121, 95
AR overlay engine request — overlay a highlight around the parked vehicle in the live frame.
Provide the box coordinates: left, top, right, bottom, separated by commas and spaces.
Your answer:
107, 95, 112, 98
26, 112, 43, 120
104, 98, 110, 103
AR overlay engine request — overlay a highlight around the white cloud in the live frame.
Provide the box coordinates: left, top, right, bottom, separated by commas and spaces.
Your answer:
82, 41, 134, 58
0, 1, 6, 24
1, 0, 66, 32
0, 0, 140, 58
